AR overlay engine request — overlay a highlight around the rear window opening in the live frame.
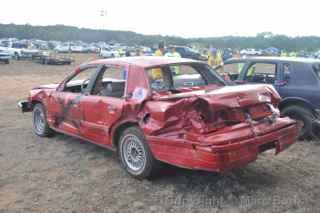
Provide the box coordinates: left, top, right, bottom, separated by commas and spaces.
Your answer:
146, 63, 225, 93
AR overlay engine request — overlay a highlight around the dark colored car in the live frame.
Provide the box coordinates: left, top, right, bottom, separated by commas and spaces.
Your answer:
18, 56, 298, 179
216, 56, 320, 139
171, 46, 204, 60
36, 52, 73, 65
222, 48, 233, 61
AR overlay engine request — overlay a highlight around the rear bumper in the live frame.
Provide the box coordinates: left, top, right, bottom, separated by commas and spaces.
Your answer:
193, 123, 298, 172
148, 117, 299, 172
17, 100, 32, 113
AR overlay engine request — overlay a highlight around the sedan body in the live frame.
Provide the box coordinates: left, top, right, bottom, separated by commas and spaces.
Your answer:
18, 56, 299, 179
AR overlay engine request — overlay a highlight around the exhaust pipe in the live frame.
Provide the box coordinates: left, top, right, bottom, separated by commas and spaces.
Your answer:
311, 120, 320, 140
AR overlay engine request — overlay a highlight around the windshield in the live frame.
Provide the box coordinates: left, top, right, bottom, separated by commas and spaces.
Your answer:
147, 63, 225, 93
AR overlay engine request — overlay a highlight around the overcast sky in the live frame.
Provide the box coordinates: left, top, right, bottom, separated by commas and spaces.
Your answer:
1, 0, 319, 38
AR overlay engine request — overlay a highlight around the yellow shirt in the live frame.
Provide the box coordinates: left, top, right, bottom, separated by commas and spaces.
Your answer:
208, 54, 222, 67
154, 49, 163, 56
152, 49, 164, 79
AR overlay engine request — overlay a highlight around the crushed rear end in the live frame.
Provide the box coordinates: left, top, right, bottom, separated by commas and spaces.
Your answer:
142, 84, 300, 172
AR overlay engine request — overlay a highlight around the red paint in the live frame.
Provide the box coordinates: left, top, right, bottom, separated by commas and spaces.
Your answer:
25, 57, 299, 172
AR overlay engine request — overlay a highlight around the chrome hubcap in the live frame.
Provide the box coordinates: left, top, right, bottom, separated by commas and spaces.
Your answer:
122, 134, 146, 172
34, 108, 45, 133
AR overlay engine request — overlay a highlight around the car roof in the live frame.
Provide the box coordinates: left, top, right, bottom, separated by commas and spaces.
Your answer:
225, 56, 320, 64
88, 56, 200, 68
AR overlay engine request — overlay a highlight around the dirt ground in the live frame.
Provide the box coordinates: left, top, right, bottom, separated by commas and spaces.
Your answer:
1, 54, 320, 213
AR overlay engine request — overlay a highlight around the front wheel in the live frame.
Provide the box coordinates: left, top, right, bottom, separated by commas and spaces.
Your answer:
32, 103, 54, 137
118, 127, 159, 179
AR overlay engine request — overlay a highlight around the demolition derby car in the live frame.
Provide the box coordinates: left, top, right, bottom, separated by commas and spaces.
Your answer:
18, 57, 299, 179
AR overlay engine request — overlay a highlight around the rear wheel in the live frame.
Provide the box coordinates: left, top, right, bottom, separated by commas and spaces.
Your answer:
118, 126, 159, 179
282, 105, 315, 139
32, 103, 54, 137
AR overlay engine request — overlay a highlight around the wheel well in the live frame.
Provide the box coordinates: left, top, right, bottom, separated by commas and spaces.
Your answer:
31, 100, 42, 109
279, 99, 315, 116
112, 122, 138, 148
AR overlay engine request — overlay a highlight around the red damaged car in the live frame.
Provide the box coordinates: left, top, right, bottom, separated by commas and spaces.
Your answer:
18, 56, 299, 179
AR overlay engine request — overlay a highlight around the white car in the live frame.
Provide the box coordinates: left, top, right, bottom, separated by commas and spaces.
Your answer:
0, 46, 23, 59
240, 48, 262, 56
70, 45, 84, 53
54, 45, 70, 53
99, 48, 119, 58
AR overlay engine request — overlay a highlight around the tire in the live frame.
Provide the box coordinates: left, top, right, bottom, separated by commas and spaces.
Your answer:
118, 126, 159, 179
32, 103, 54, 137
14, 52, 20, 60
282, 105, 315, 139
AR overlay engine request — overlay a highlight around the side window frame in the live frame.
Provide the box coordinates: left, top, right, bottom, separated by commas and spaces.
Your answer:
61, 65, 101, 94
242, 61, 278, 84
90, 64, 128, 99
222, 61, 246, 80
170, 64, 207, 88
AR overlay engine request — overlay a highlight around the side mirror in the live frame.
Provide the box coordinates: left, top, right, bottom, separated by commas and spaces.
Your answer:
81, 78, 90, 94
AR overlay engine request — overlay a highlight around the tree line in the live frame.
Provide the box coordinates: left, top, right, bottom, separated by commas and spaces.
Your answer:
1, 24, 320, 51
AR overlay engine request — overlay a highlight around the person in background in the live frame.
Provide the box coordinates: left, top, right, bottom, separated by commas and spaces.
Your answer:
125, 50, 131, 57
233, 50, 241, 59
164, 46, 181, 58
165, 46, 181, 75
152, 42, 166, 79
154, 42, 165, 56
289, 51, 297, 57
136, 48, 144, 56
281, 50, 288, 57
208, 47, 222, 67
232, 50, 243, 73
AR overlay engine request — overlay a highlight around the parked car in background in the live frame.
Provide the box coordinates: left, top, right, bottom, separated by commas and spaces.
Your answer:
240, 48, 262, 56
99, 48, 120, 58
70, 45, 85, 53
170, 46, 205, 60
35, 51, 73, 65
0, 46, 23, 59
263, 47, 280, 56
18, 56, 299, 179
215, 57, 320, 139
54, 45, 70, 53
0, 49, 11, 64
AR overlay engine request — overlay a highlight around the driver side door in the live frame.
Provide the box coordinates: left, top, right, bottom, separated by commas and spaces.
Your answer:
46, 65, 99, 136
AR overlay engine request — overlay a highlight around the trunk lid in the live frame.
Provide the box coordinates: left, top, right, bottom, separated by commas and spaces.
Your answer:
157, 84, 279, 109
